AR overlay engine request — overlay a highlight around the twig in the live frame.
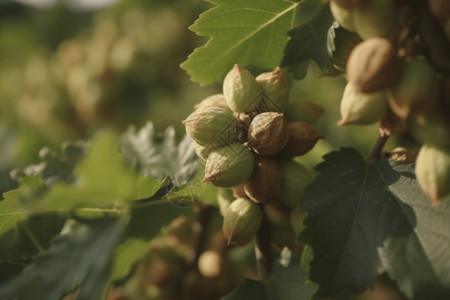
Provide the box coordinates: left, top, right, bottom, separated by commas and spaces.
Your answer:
188, 203, 215, 268
409, 0, 450, 75
254, 217, 273, 281
366, 135, 389, 162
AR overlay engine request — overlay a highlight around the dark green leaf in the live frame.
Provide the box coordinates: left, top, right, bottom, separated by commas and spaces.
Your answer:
300, 148, 450, 298
10, 141, 87, 186
328, 23, 361, 72
222, 279, 269, 300
222, 255, 314, 300
0, 218, 125, 300
0, 212, 65, 264
281, 4, 335, 75
124, 201, 191, 240
119, 122, 198, 187
181, 0, 301, 85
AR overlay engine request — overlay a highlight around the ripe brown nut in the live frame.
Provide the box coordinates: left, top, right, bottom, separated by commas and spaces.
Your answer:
428, 0, 450, 20
247, 112, 290, 155
378, 107, 408, 137
331, 0, 368, 9
243, 156, 282, 204
347, 37, 402, 93
384, 147, 417, 165
263, 202, 291, 227
277, 121, 323, 159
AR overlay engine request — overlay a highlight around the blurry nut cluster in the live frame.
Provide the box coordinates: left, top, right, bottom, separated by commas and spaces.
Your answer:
330, 0, 450, 204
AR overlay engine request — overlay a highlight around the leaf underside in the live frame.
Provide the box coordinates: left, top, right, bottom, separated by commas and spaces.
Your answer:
300, 148, 450, 298
181, 0, 300, 85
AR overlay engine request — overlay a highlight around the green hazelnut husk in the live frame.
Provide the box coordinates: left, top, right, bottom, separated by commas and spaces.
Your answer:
204, 143, 255, 187
183, 107, 237, 147
279, 161, 313, 208
223, 64, 262, 113
222, 197, 263, 245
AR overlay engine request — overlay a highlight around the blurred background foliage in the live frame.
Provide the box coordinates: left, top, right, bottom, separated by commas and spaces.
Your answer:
0, 0, 406, 198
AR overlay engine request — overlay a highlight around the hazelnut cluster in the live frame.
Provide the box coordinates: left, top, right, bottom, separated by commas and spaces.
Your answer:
183, 65, 324, 251
330, 0, 450, 205
123, 215, 242, 300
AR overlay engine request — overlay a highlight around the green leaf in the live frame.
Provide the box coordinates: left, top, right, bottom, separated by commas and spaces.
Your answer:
300, 148, 450, 298
181, 0, 301, 85
110, 238, 149, 282
222, 257, 314, 300
10, 141, 87, 186
0, 212, 66, 263
119, 122, 198, 187
0, 176, 45, 237
0, 176, 65, 270
0, 217, 125, 300
124, 201, 191, 240
281, 4, 335, 75
222, 279, 269, 300
32, 132, 139, 212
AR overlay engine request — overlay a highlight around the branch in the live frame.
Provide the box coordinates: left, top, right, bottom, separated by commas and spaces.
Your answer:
187, 203, 215, 268
409, 0, 450, 75
366, 135, 389, 162
254, 217, 273, 281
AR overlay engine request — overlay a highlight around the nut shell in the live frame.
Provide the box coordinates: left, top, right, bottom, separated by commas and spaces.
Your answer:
223, 64, 262, 113
183, 107, 237, 147
204, 143, 254, 187
243, 156, 282, 203
347, 37, 402, 93
247, 112, 290, 155
222, 197, 263, 245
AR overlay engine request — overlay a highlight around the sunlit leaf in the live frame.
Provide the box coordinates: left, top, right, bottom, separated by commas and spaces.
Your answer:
181, 0, 301, 85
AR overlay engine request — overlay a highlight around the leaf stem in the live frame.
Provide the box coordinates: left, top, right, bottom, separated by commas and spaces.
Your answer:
254, 217, 272, 281
366, 135, 389, 162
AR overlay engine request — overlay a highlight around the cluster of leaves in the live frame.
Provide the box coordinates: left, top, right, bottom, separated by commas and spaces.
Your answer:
0, 124, 200, 299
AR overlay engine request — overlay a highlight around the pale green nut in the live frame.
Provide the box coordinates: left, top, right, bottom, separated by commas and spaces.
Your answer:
285, 100, 325, 125
182, 107, 237, 147
194, 94, 231, 111
203, 143, 255, 187
256, 67, 290, 112
223, 64, 262, 113
353, 0, 397, 40
290, 208, 307, 237
415, 144, 450, 206
279, 161, 313, 207
408, 112, 450, 148
338, 81, 388, 126
217, 188, 234, 216
222, 197, 263, 245
330, 1, 358, 32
